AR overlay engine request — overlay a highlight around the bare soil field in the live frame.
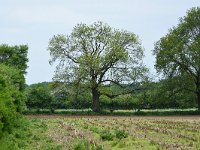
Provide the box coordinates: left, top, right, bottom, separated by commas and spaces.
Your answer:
26, 114, 200, 120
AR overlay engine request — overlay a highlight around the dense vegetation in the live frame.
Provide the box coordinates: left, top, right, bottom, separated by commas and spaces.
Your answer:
0, 44, 28, 148
154, 7, 200, 110
25, 80, 197, 112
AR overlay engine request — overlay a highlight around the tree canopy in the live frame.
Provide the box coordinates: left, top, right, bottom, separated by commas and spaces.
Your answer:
153, 7, 200, 110
0, 44, 28, 74
26, 82, 53, 110
48, 22, 148, 112
0, 64, 23, 137
0, 44, 28, 140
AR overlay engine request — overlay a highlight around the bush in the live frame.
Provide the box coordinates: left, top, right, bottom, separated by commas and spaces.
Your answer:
74, 140, 103, 150
0, 65, 22, 137
0, 117, 31, 149
26, 83, 53, 110
115, 129, 128, 140
100, 130, 114, 141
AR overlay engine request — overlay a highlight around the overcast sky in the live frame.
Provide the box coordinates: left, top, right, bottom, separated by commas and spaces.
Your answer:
0, 0, 199, 84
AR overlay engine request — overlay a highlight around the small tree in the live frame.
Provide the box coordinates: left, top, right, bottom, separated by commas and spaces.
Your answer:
48, 22, 147, 112
153, 7, 200, 110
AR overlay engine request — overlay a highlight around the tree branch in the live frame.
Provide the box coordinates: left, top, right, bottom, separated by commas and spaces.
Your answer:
101, 79, 123, 87
100, 87, 144, 99
62, 50, 79, 64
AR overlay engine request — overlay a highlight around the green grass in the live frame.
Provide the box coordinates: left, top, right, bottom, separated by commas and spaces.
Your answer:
0, 117, 62, 150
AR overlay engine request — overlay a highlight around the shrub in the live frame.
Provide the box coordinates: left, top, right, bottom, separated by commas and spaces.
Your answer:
100, 130, 114, 141
0, 65, 21, 137
74, 140, 103, 150
115, 129, 128, 140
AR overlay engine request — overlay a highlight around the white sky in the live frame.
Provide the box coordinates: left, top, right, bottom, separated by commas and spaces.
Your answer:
0, 0, 199, 84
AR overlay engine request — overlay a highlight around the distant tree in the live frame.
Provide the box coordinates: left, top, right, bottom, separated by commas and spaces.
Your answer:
148, 77, 196, 109
153, 7, 200, 110
48, 22, 147, 112
49, 82, 69, 109
26, 83, 53, 110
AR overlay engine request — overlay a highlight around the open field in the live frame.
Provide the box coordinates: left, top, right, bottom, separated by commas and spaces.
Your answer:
26, 115, 200, 150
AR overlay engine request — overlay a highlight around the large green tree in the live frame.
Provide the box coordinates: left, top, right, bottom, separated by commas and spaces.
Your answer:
153, 7, 200, 110
48, 22, 147, 112
0, 44, 28, 143
0, 64, 22, 137
0, 44, 28, 112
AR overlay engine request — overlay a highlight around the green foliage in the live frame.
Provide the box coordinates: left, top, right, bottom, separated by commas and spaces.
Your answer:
0, 44, 28, 145
100, 130, 114, 141
50, 82, 69, 109
153, 7, 200, 110
0, 64, 23, 137
148, 77, 196, 109
115, 129, 128, 140
48, 21, 147, 112
26, 82, 53, 110
0, 117, 30, 150
68, 91, 92, 109
74, 140, 103, 150
0, 117, 63, 150
0, 44, 28, 112
0, 65, 26, 112
0, 44, 28, 74
25, 81, 198, 112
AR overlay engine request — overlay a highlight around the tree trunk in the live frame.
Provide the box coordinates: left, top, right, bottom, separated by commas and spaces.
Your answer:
196, 78, 200, 111
197, 91, 200, 111
92, 88, 100, 112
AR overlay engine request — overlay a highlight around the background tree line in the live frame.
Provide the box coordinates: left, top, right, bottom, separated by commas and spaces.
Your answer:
25, 79, 196, 112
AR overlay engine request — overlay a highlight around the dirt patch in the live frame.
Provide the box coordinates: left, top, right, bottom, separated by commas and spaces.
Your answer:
26, 114, 200, 120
